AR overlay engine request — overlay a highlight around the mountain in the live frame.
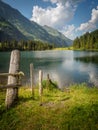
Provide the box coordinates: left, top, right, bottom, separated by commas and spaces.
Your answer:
73, 29, 98, 49
0, 16, 27, 41
43, 25, 73, 46
0, 0, 72, 47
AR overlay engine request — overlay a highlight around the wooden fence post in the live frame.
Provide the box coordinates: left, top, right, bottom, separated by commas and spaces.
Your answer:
47, 74, 50, 90
39, 70, 43, 105
30, 63, 34, 99
5, 50, 20, 109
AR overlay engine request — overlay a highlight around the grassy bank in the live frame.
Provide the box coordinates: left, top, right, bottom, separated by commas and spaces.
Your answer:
53, 47, 73, 50
53, 47, 98, 52
0, 84, 98, 130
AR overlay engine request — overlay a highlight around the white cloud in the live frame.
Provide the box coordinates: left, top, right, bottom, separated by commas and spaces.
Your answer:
62, 6, 98, 40
43, 0, 66, 4
43, 0, 83, 4
61, 24, 76, 40
30, 0, 80, 29
78, 6, 98, 32
31, 0, 98, 40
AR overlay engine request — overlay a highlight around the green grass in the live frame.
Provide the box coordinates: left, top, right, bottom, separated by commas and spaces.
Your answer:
53, 47, 73, 50
53, 47, 98, 52
0, 84, 98, 130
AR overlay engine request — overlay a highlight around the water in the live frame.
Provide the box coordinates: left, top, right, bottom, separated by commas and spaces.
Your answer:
0, 50, 98, 88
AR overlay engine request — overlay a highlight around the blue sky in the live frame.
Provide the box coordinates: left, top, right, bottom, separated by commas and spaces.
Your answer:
2, 0, 98, 40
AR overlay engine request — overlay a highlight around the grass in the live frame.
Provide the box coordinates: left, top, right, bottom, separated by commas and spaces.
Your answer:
53, 47, 73, 50
53, 47, 98, 52
0, 84, 98, 130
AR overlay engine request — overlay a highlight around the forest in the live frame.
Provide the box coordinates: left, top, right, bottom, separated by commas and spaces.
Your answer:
73, 29, 98, 50
0, 40, 54, 51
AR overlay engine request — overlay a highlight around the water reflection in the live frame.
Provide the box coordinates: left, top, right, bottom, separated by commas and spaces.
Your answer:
0, 50, 98, 88
75, 55, 98, 64
74, 55, 98, 86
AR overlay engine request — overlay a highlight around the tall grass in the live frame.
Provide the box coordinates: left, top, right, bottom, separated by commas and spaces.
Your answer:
0, 84, 98, 130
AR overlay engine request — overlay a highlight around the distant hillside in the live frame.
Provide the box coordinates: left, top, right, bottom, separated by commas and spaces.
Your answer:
43, 25, 73, 46
0, 0, 72, 47
0, 16, 27, 41
73, 29, 98, 49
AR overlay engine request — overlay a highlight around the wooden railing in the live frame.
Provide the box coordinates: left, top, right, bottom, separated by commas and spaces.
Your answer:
0, 71, 24, 89
0, 50, 24, 109
0, 50, 57, 109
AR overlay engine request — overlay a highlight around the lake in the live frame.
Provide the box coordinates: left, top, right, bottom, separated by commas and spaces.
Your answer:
0, 50, 98, 88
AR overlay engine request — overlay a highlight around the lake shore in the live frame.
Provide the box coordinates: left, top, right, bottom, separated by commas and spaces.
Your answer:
53, 47, 98, 52
0, 50, 98, 87
0, 84, 98, 130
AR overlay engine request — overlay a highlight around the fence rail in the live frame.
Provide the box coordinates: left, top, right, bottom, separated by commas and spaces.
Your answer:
0, 71, 24, 77
0, 84, 21, 89
0, 50, 56, 109
0, 71, 24, 89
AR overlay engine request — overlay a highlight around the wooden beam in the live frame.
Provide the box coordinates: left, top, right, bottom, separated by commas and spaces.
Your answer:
39, 70, 43, 97
30, 63, 34, 99
0, 71, 24, 76
39, 70, 43, 105
0, 84, 21, 89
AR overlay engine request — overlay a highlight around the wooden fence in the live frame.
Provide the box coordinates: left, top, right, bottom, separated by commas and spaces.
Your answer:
0, 50, 24, 109
0, 50, 56, 109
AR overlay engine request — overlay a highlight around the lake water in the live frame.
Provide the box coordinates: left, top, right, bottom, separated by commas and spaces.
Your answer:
0, 50, 98, 88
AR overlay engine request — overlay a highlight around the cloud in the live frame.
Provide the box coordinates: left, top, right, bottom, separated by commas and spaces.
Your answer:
43, 0, 83, 4
43, 0, 66, 4
61, 24, 76, 40
62, 6, 98, 40
31, 0, 98, 40
88, 70, 98, 86
30, 0, 82, 29
77, 6, 98, 32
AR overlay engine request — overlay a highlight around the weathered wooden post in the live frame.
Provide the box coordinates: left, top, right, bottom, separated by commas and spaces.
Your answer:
39, 70, 43, 105
47, 74, 50, 90
47, 73, 58, 90
5, 50, 20, 109
30, 63, 34, 99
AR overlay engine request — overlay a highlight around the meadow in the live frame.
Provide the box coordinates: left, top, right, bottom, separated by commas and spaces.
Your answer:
0, 84, 98, 130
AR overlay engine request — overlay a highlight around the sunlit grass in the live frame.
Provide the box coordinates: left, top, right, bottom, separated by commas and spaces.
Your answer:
0, 84, 98, 130
53, 47, 73, 50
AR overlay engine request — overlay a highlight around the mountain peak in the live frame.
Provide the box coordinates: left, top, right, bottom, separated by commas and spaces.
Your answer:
0, 0, 72, 47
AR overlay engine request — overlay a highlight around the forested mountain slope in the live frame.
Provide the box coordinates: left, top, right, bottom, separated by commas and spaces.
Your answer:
0, 0, 72, 47
73, 29, 98, 49
0, 16, 27, 41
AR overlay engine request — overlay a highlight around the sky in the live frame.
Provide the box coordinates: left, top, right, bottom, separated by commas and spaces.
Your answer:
2, 0, 98, 40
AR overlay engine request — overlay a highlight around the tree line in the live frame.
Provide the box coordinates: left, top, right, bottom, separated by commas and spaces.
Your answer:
73, 29, 98, 50
0, 40, 55, 51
